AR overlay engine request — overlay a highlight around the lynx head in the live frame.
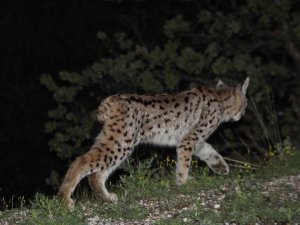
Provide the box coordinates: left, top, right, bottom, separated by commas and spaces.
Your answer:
216, 77, 250, 122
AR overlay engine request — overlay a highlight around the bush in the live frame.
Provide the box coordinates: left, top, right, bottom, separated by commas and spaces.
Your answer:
41, 0, 300, 186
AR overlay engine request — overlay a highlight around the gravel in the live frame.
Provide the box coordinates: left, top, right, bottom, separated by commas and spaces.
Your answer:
85, 175, 300, 225
1, 175, 299, 225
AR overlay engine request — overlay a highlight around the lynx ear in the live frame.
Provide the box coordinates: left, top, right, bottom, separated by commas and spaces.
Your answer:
241, 77, 250, 95
216, 79, 227, 89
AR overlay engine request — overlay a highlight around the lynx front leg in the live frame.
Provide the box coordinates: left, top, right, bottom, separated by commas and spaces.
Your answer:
176, 135, 198, 186
193, 142, 229, 175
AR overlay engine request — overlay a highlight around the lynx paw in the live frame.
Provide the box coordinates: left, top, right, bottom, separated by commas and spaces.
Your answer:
206, 154, 229, 175
102, 193, 118, 203
176, 173, 192, 186
108, 193, 118, 202
62, 197, 75, 210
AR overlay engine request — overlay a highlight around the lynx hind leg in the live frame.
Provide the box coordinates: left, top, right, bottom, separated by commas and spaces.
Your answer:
88, 171, 118, 203
58, 146, 123, 208
58, 155, 89, 209
194, 142, 229, 175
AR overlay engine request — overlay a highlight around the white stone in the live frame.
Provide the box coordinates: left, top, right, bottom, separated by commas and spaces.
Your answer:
214, 204, 220, 209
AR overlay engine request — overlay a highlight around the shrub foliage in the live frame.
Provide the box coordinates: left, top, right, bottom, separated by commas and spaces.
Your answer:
40, 1, 300, 183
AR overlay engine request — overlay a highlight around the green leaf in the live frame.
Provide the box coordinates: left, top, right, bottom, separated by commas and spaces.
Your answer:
139, 71, 163, 93
44, 121, 58, 133
163, 15, 190, 39
211, 56, 231, 75
233, 54, 250, 71
178, 48, 205, 75
226, 20, 240, 37
197, 10, 212, 23
97, 31, 107, 40
40, 73, 58, 91
114, 32, 133, 50
59, 71, 83, 84
205, 43, 219, 61
164, 70, 179, 90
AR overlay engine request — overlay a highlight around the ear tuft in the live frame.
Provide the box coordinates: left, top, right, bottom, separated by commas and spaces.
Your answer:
216, 79, 226, 89
241, 77, 250, 94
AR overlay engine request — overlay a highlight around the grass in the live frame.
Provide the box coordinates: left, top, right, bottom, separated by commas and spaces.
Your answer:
1, 150, 299, 225
185, 183, 299, 224
27, 194, 85, 225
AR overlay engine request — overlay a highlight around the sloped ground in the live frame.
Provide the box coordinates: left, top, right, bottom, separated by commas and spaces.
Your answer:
1, 154, 300, 225
1, 174, 299, 224
83, 175, 300, 225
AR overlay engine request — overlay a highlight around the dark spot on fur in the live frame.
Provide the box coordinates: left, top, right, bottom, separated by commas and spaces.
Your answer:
143, 100, 151, 106
94, 147, 102, 152
184, 97, 189, 103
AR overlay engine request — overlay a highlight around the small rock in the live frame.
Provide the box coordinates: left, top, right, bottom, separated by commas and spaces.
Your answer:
214, 204, 220, 209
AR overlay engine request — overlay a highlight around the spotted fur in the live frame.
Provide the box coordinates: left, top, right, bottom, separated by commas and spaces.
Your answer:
58, 77, 250, 208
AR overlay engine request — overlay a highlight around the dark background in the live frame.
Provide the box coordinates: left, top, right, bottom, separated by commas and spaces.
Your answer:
1, 0, 300, 209
0, 0, 200, 206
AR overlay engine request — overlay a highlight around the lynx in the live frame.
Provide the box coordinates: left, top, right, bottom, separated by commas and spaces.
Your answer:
58, 77, 250, 208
